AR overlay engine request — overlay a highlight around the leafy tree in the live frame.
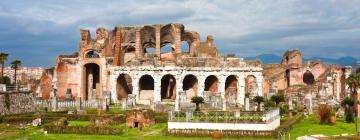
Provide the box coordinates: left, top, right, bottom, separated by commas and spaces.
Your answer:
11, 60, 21, 90
0, 53, 9, 84
0, 76, 11, 85
271, 93, 285, 107
191, 96, 204, 111
253, 96, 264, 111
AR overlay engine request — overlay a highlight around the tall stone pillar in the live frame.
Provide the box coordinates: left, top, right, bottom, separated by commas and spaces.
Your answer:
132, 77, 139, 103
154, 77, 161, 102
219, 76, 226, 111
174, 28, 182, 55
135, 30, 142, 58
198, 77, 205, 97
344, 66, 352, 96
113, 28, 122, 66
175, 77, 182, 111
155, 25, 161, 57
238, 75, 245, 105
256, 76, 263, 96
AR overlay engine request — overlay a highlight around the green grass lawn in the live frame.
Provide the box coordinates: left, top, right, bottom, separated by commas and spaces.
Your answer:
288, 115, 360, 139
0, 123, 273, 140
1, 114, 359, 140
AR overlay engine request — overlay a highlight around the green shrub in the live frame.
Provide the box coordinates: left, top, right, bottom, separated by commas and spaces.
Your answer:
44, 125, 123, 135
2, 116, 35, 124
263, 100, 275, 111
155, 113, 168, 123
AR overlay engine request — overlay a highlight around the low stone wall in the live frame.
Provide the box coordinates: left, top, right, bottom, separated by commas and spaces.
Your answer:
0, 91, 35, 115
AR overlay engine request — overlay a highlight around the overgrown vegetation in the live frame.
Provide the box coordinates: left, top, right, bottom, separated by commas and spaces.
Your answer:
4, 94, 11, 110
341, 97, 355, 123
253, 96, 264, 111
317, 104, 331, 124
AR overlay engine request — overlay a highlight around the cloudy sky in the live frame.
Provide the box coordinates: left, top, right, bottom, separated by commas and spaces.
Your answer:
1, 0, 360, 67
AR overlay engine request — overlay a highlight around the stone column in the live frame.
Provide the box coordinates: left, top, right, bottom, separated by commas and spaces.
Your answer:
245, 97, 250, 111
154, 77, 161, 102
219, 76, 226, 111
155, 25, 161, 57
238, 75, 245, 105
175, 77, 182, 111
113, 28, 122, 66
307, 92, 313, 115
344, 66, 352, 96
135, 30, 141, 58
256, 76, 263, 96
198, 77, 205, 97
132, 77, 139, 103
174, 28, 182, 55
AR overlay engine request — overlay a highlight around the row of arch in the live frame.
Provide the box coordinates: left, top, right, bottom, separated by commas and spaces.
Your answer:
116, 74, 258, 102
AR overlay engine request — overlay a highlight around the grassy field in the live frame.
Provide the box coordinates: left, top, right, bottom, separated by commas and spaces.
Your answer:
288, 115, 360, 139
1, 114, 359, 140
0, 123, 273, 140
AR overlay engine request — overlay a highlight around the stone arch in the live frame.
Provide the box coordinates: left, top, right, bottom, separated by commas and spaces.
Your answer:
123, 45, 136, 64
245, 75, 257, 96
182, 74, 198, 99
285, 69, 290, 88
303, 70, 315, 85
141, 26, 156, 57
181, 31, 199, 56
85, 50, 100, 58
83, 63, 100, 100
138, 75, 154, 101
161, 74, 176, 101
204, 75, 219, 94
160, 24, 176, 44
116, 74, 132, 100
225, 75, 238, 98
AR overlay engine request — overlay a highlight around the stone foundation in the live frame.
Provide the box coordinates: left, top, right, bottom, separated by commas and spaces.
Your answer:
0, 91, 35, 115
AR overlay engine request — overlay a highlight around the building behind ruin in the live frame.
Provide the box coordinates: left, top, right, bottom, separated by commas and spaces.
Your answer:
40, 23, 263, 110
262, 49, 352, 102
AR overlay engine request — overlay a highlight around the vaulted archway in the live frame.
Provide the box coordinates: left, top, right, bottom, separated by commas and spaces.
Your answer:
225, 75, 238, 98
161, 74, 176, 101
116, 74, 132, 100
204, 75, 218, 94
138, 75, 154, 101
83, 63, 100, 100
182, 74, 198, 99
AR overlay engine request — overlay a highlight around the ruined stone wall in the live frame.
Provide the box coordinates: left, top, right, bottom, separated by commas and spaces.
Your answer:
54, 60, 81, 100
40, 72, 52, 99
109, 66, 263, 105
288, 62, 326, 86
0, 92, 35, 115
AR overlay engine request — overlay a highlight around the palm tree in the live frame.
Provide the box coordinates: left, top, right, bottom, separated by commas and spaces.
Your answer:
191, 96, 205, 111
271, 93, 285, 107
253, 96, 264, 111
346, 73, 360, 95
0, 53, 9, 83
11, 60, 21, 90
345, 73, 360, 136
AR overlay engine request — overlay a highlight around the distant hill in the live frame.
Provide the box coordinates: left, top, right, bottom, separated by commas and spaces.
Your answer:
245, 54, 358, 66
